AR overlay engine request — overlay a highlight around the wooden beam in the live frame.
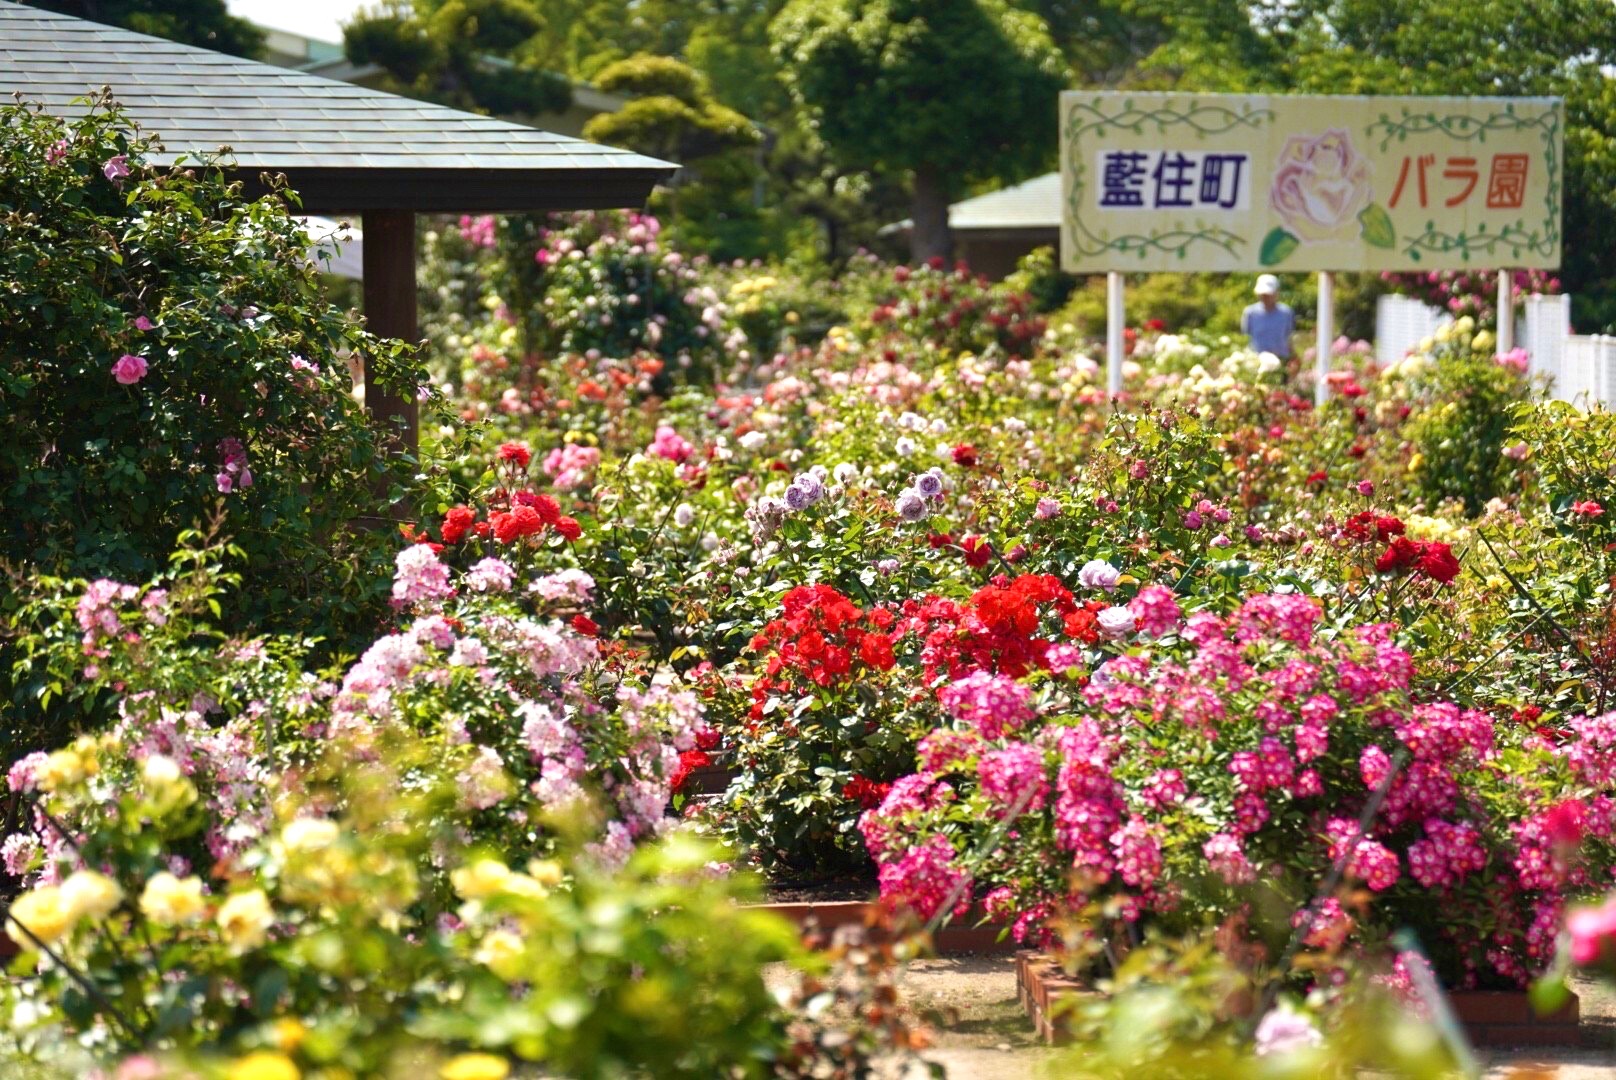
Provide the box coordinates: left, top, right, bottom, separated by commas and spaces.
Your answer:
360, 209, 419, 457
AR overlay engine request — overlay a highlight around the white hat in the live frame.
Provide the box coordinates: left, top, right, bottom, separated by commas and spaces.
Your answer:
1254, 274, 1280, 296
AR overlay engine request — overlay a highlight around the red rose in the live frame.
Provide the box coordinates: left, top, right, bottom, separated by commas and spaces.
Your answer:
554, 515, 582, 541
514, 491, 562, 525
961, 535, 994, 569
570, 614, 599, 637
490, 505, 544, 544
858, 631, 896, 671
1306, 470, 1327, 488
1375, 536, 1420, 572
497, 441, 531, 469
952, 443, 978, 468
670, 748, 712, 793
441, 505, 477, 544
1414, 541, 1460, 583
841, 775, 892, 809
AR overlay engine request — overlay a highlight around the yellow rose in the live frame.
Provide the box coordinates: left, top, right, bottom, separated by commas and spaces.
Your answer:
141, 754, 197, 812
280, 818, 339, 853
142, 754, 182, 786
217, 890, 275, 951
37, 749, 86, 793
1472, 329, 1495, 354
272, 1017, 308, 1051
227, 1051, 300, 1080
60, 870, 124, 922
139, 872, 206, 926
450, 858, 511, 900
500, 872, 549, 901
6, 885, 74, 946
440, 1053, 510, 1080
526, 860, 563, 888
473, 929, 526, 981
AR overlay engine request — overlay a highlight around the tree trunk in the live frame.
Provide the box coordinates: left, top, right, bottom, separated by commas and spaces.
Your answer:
909, 164, 952, 265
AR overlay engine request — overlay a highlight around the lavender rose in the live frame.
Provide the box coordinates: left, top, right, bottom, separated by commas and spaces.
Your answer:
1096, 605, 1137, 640
1078, 559, 1122, 593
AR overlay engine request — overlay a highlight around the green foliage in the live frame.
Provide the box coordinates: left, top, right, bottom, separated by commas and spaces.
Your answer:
771, 0, 1065, 184
25, 0, 264, 57
1050, 929, 1460, 1079
771, 0, 1066, 257
1, 718, 806, 1076
343, 0, 573, 117
1394, 321, 1532, 514
0, 97, 425, 671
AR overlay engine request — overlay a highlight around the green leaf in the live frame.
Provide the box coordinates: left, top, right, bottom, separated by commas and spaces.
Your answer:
1258, 227, 1299, 266
1358, 203, 1396, 249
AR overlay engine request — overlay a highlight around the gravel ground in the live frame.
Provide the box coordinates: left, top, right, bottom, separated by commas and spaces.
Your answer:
885, 954, 1616, 1079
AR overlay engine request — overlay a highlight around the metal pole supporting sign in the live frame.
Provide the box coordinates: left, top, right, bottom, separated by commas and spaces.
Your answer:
1315, 270, 1333, 408
1497, 268, 1514, 354
1106, 271, 1124, 402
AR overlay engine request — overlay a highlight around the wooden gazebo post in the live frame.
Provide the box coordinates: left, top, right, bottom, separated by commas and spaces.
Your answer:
360, 210, 419, 452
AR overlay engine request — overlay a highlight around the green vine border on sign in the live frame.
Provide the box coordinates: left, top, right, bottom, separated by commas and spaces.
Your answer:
1063, 98, 1274, 262
1364, 105, 1561, 263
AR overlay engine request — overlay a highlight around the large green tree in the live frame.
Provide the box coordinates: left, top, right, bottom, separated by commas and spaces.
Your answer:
771, 0, 1067, 262
26, 0, 263, 57
343, 0, 571, 118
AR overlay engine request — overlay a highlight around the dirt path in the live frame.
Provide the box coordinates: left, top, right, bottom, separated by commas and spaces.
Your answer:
893, 954, 1616, 1078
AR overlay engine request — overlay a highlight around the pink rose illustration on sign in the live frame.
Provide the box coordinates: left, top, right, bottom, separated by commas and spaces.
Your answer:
1260, 129, 1394, 265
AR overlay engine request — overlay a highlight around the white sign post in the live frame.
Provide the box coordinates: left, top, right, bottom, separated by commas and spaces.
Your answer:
1315, 271, 1333, 406
1106, 271, 1125, 399
1497, 269, 1515, 354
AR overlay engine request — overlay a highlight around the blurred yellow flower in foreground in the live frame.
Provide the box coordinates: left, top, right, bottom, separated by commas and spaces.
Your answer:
440, 1053, 510, 1080
272, 1017, 307, 1051
6, 885, 73, 946
227, 1050, 300, 1080
60, 869, 123, 922
474, 929, 527, 981
217, 889, 275, 951
139, 872, 206, 926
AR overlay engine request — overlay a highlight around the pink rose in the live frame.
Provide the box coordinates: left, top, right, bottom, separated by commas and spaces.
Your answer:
1568, 895, 1616, 967
111, 354, 148, 385
1269, 129, 1373, 242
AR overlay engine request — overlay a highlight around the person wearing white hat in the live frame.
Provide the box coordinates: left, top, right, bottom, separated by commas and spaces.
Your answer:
1242, 274, 1296, 360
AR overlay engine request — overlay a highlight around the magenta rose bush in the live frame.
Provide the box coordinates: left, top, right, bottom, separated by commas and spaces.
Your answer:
863, 589, 1616, 988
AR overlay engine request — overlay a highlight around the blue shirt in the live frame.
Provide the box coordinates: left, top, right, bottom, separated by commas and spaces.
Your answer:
1242, 302, 1296, 358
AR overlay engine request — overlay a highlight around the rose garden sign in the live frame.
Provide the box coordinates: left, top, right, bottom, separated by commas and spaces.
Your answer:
1059, 91, 1564, 402
1059, 92, 1563, 274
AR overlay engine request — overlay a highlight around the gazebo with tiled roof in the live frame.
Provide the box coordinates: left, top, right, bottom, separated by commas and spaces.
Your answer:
0, 0, 677, 449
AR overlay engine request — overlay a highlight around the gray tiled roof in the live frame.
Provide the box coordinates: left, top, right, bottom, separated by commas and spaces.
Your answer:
0, 0, 677, 212
949, 172, 1060, 231
881, 172, 1061, 236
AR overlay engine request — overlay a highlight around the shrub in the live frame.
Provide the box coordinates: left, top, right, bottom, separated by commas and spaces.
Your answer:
862, 590, 1616, 988
1386, 317, 1532, 514
0, 94, 423, 655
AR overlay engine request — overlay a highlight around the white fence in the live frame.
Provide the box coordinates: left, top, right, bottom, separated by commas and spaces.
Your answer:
1519, 293, 1616, 408
1375, 291, 1616, 409
1375, 295, 1450, 367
